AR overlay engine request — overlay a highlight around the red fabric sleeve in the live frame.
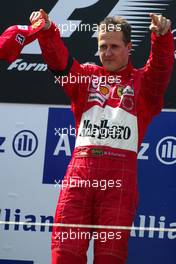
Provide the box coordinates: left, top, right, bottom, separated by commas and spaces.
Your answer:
38, 22, 69, 71
139, 30, 175, 117
38, 22, 95, 100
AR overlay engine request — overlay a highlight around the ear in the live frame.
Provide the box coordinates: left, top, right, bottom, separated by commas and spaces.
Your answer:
127, 42, 132, 52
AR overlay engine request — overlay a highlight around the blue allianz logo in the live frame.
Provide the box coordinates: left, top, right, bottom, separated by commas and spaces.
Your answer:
12, 130, 38, 157
156, 136, 176, 165
43, 108, 75, 184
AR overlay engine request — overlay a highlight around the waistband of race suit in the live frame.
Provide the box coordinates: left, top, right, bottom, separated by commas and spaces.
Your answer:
73, 146, 136, 158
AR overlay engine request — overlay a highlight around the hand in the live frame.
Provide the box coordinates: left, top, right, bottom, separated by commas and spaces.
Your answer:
149, 13, 171, 36
30, 9, 51, 30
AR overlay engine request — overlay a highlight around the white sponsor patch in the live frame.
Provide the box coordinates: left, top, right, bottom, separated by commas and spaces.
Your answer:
17, 25, 28, 31
76, 105, 138, 152
123, 85, 134, 96
97, 85, 110, 99
88, 93, 105, 105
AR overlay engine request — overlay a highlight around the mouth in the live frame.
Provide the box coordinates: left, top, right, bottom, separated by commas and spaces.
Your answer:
104, 59, 114, 63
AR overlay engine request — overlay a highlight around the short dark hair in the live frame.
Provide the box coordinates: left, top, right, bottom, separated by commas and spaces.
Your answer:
98, 16, 131, 45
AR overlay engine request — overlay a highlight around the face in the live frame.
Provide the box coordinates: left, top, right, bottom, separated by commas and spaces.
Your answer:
98, 30, 131, 72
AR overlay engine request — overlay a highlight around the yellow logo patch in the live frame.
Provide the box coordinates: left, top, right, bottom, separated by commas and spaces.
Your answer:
99, 86, 109, 96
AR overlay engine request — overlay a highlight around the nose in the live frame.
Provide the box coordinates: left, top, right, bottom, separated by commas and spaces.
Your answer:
105, 47, 113, 56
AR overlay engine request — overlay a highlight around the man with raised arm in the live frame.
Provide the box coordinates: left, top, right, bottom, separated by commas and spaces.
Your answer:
30, 9, 174, 264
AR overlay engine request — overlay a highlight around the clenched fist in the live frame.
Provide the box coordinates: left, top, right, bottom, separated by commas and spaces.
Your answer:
30, 9, 51, 30
149, 13, 171, 36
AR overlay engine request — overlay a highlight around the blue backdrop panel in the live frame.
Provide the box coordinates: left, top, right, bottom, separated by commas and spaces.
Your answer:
128, 111, 176, 264
0, 260, 33, 264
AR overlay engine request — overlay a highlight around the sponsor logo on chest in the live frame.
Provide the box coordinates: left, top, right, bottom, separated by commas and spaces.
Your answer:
88, 75, 135, 108
79, 119, 131, 140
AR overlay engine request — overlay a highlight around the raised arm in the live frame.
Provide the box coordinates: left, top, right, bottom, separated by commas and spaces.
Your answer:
30, 9, 70, 72
139, 13, 174, 117
30, 9, 94, 99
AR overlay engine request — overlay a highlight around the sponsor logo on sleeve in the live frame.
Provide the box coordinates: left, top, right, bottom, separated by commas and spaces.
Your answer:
16, 34, 25, 45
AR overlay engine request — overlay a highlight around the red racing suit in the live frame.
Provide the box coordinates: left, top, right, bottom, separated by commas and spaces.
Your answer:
38, 23, 174, 264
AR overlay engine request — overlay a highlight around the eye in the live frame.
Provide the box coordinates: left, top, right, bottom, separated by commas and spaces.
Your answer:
111, 44, 119, 49
99, 44, 107, 51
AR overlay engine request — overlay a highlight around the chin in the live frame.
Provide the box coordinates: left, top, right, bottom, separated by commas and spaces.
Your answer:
104, 65, 117, 72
